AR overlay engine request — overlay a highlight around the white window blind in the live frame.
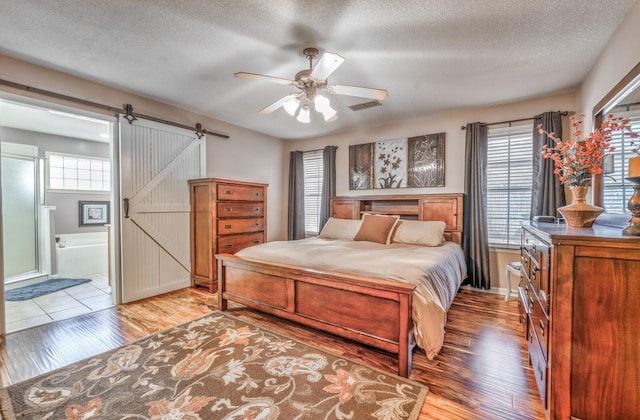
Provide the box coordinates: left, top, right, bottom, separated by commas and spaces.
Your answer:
603, 107, 640, 213
47, 152, 110, 192
303, 150, 323, 236
486, 122, 533, 246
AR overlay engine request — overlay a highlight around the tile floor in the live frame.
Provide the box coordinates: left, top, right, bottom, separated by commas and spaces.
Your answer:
4, 274, 113, 333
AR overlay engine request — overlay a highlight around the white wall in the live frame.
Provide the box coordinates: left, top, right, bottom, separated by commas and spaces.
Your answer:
577, 0, 640, 131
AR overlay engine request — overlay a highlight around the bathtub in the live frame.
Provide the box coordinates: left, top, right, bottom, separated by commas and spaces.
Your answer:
56, 232, 108, 278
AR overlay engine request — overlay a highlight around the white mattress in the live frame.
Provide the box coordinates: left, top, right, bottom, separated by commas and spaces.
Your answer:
236, 237, 467, 359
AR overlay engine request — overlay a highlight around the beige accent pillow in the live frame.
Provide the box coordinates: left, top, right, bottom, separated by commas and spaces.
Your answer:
391, 220, 446, 246
353, 214, 400, 244
319, 217, 362, 240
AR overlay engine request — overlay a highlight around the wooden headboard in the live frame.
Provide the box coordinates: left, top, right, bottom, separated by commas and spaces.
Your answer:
330, 193, 464, 244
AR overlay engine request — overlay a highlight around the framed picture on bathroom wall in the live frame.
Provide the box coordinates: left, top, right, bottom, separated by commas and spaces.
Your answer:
79, 201, 110, 227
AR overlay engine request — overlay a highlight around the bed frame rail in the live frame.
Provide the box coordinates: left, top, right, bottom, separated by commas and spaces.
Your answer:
217, 254, 415, 377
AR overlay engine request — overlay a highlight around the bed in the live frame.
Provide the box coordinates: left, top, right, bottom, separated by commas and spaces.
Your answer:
216, 194, 466, 377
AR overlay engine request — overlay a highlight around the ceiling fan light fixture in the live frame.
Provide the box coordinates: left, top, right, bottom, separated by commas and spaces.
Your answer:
321, 106, 337, 122
314, 94, 337, 122
314, 94, 330, 112
236, 47, 387, 123
297, 105, 311, 123
283, 97, 300, 116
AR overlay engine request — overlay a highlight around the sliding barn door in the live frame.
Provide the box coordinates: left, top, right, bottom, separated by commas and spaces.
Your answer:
120, 116, 205, 303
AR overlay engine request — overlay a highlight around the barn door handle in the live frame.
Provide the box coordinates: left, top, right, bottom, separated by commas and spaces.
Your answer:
124, 198, 130, 218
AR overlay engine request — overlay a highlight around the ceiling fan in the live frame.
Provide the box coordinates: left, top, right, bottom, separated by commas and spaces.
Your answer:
234, 47, 388, 123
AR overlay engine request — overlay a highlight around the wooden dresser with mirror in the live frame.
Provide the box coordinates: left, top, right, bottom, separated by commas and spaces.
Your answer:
520, 221, 640, 420
519, 59, 640, 420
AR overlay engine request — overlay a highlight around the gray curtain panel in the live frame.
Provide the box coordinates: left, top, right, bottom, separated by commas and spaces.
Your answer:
288, 151, 305, 240
530, 111, 566, 219
319, 145, 337, 231
463, 122, 491, 290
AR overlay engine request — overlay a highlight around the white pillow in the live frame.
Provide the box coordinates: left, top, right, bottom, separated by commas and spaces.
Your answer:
391, 220, 446, 246
319, 217, 362, 240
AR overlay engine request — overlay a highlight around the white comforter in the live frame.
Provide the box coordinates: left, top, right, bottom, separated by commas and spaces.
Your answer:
236, 237, 467, 359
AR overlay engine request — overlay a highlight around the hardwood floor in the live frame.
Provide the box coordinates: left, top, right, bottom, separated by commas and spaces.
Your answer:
0, 288, 545, 419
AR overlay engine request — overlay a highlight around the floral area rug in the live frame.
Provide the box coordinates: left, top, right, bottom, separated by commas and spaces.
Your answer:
0, 311, 427, 419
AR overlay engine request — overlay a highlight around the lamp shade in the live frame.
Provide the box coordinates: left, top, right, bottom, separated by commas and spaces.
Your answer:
283, 97, 300, 116
314, 94, 337, 121
297, 105, 310, 123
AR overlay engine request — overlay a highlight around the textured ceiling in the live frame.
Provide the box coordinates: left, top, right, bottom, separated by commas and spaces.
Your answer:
0, 0, 636, 140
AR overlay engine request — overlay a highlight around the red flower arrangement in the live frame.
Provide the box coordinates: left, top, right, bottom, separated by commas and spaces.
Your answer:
539, 113, 638, 187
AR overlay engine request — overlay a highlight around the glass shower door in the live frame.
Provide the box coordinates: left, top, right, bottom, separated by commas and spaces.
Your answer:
1, 154, 38, 279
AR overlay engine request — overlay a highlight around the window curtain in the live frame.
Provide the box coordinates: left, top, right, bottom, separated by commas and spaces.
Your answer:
319, 145, 337, 231
531, 111, 565, 219
288, 151, 305, 240
463, 122, 490, 289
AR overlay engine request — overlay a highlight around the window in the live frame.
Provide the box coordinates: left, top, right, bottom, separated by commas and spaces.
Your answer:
486, 122, 533, 247
47, 152, 110, 192
603, 106, 640, 213
303, 150, 323, 236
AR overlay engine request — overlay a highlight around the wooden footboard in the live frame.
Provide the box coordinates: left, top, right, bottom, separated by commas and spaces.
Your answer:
216, 254, 415, 377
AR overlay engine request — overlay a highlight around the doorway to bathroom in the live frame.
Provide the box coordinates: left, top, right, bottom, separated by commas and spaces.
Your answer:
1, 96, 116, 332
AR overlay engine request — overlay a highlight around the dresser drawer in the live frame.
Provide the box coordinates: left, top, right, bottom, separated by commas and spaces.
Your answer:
531, 297, 549, 360
518, 286, 529, 338
528, 316, 548, 409
522, 229, 548, 269
217, 218, 264, 235
217, 184, 265, 201
217, 232, 264, 254
217, 202, 264, 218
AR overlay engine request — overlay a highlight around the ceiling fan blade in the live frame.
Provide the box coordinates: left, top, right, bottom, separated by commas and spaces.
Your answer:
234, 72, 294, 85
310, 52, 345, 80
259, 94, 299, 115
329, 84, 389, 100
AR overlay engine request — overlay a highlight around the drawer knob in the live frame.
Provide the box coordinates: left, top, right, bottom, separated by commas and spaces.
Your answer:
224, 190, 233, 195
539, 319, 545, 336
224, 244, 233, 249
224, 224, 232, 229
253, 239, 260, 244
253, 207, 260, 212
252, 192, 260, 197
252, 222, 259, 227
224, 207, 232, 212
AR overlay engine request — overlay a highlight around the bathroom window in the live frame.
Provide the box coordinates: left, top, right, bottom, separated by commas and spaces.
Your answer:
47, 152, 110, 192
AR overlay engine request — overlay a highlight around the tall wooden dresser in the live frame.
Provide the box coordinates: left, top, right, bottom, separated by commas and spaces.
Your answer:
519, 221, 640, 420
188, 178, 267, 292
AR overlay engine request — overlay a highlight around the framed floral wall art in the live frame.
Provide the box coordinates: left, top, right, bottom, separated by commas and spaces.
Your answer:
349, 132, 445, 189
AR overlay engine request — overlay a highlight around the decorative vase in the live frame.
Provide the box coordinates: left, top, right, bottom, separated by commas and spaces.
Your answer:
557, 185, 604, 228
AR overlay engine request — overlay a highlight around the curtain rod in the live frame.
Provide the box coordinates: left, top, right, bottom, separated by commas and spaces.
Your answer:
303, 146, 339, 153
460, 111, 568, 130
0, 78, 230, 139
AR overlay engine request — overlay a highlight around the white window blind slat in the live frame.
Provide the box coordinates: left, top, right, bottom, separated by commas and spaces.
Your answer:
303, 150, 323, 236
487, 122, 533, 246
